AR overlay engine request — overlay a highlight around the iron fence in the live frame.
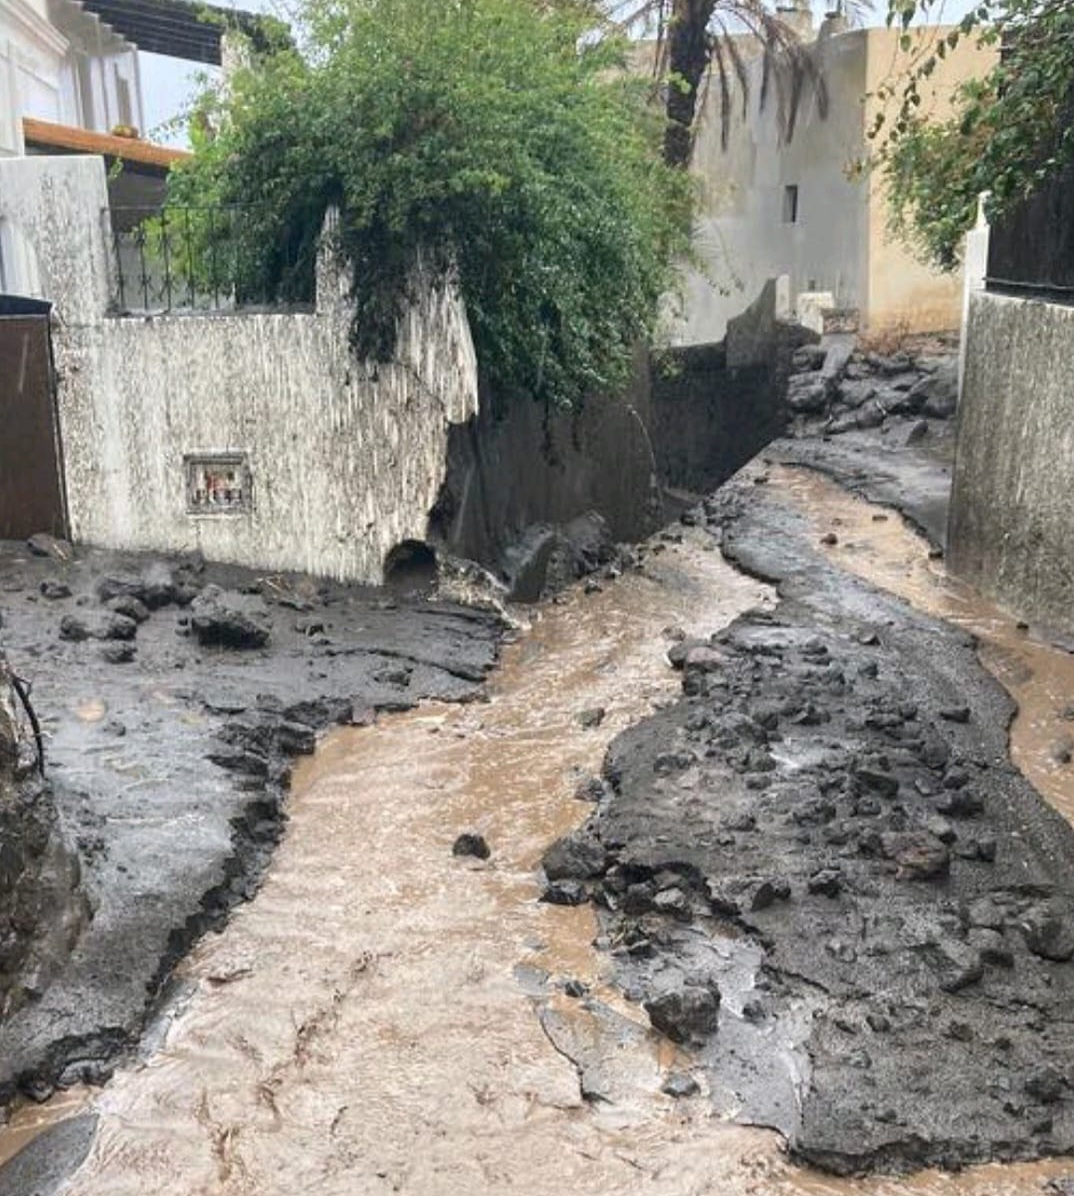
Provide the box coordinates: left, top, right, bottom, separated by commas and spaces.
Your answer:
108, 204, 318, 315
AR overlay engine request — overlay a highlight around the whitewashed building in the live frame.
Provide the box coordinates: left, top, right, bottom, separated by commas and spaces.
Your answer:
0, 0, 143, 156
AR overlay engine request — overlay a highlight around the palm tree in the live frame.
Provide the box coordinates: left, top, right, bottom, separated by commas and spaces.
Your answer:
605, 0, 849, 167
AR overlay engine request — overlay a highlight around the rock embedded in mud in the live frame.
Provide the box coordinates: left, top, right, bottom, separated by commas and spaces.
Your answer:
936, 788, 984, 818
1020, 902, 1074, 962
933, 940, 984, 993
808, 868, 843, 898
577, 707, 606, 730
39, 579, 71, 600
26, 533, 72, 560
853, 766, 899, 798
542, 833, 606, 881
100, 643, 135, 665
189, 588, 271, 650
662, 1071, 701, 1098
105, 595, 150, 624
540, 880, 588, 906
573, 775, 607, 803
452, 832, 490, 861
97, 571, 164, 609
58, 614, 90, 642
99, 614, 138, 642
881, 830, 950, 880
644, 982, 721, 1045
750, 877, 791, 910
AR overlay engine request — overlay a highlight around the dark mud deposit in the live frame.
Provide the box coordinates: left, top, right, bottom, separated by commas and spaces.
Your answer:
0, 542, 501, 1103
552, 477, 1074, 1175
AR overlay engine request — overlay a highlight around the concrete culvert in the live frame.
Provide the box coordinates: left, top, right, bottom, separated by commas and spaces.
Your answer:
383, 540, 438, 594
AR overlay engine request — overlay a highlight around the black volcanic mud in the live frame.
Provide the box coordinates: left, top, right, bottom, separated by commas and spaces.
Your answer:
553, 478, 1074, 1175
0, 542, 502, 1107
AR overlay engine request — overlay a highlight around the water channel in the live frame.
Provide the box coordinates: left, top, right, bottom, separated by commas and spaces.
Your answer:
7, 466, 1074, 1195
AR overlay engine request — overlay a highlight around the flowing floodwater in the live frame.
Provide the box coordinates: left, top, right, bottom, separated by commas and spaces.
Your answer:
8, 477, 1074, 1196
766, 464, 1074, 824
39, 531, 791, 1196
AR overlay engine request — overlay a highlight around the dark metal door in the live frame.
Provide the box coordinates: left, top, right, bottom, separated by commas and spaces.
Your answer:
0, 313, 68, 541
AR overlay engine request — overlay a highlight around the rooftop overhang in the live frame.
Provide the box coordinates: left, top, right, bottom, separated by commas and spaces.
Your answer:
73, 0, 284, 64
49, 0, 134, 55
22, 117, 190, 174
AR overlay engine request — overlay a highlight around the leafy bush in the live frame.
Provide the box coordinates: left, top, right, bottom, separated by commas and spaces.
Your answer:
875, 0, 1074, 270
167, 0, 693, 411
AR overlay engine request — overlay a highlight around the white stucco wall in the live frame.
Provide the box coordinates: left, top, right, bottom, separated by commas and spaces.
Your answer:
1, 155, 480, 584
673, 24, 870, 345
673, 23, 995, 345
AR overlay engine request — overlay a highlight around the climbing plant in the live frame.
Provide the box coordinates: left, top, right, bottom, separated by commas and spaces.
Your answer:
874, 0, 1074, 269
167, 0, 693, 412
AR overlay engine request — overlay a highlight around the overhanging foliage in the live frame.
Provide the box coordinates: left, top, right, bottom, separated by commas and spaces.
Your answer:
875, 0, 1074, 270
167, 0, 694, 412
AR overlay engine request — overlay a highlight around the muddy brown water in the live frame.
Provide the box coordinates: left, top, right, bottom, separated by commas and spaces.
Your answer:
7, 481, 1074, 1195
768, 464, 1074, 825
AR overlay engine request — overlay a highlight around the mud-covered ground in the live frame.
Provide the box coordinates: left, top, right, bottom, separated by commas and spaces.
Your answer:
0, 542, 502, 1103
551, 458, 1074, 1175
8, 334, 1074, 1187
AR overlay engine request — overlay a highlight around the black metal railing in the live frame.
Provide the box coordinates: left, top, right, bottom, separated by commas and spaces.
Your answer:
109, 204, 318, 315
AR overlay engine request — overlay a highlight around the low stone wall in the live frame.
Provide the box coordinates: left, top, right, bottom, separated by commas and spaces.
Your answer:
949, 290, 1074, 637
1, 155, 478, 585
651, 280, 815, 494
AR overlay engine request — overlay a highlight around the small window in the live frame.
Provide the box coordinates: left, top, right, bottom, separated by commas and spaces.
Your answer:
782, 184, 799, 224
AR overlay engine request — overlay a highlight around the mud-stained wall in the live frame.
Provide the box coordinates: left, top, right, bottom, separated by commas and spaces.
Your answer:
0, 155, 479, 585
431, 348, 664, 566
949, 291, 1074, 638
0, 656, 88, 1023
652, 278, 815, 493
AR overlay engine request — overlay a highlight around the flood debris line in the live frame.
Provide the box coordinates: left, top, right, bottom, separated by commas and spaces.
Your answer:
550, 477, 1074, 1176
0, 539, 503, 1106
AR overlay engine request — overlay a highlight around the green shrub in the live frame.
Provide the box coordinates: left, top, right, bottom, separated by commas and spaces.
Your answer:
167, 0, 693, 411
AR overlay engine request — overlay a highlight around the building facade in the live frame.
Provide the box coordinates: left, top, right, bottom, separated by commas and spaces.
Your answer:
673, 19, 996, 344
0, 0, 143, 156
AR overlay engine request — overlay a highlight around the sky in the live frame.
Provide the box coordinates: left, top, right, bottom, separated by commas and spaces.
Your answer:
138, 0, 981, 149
